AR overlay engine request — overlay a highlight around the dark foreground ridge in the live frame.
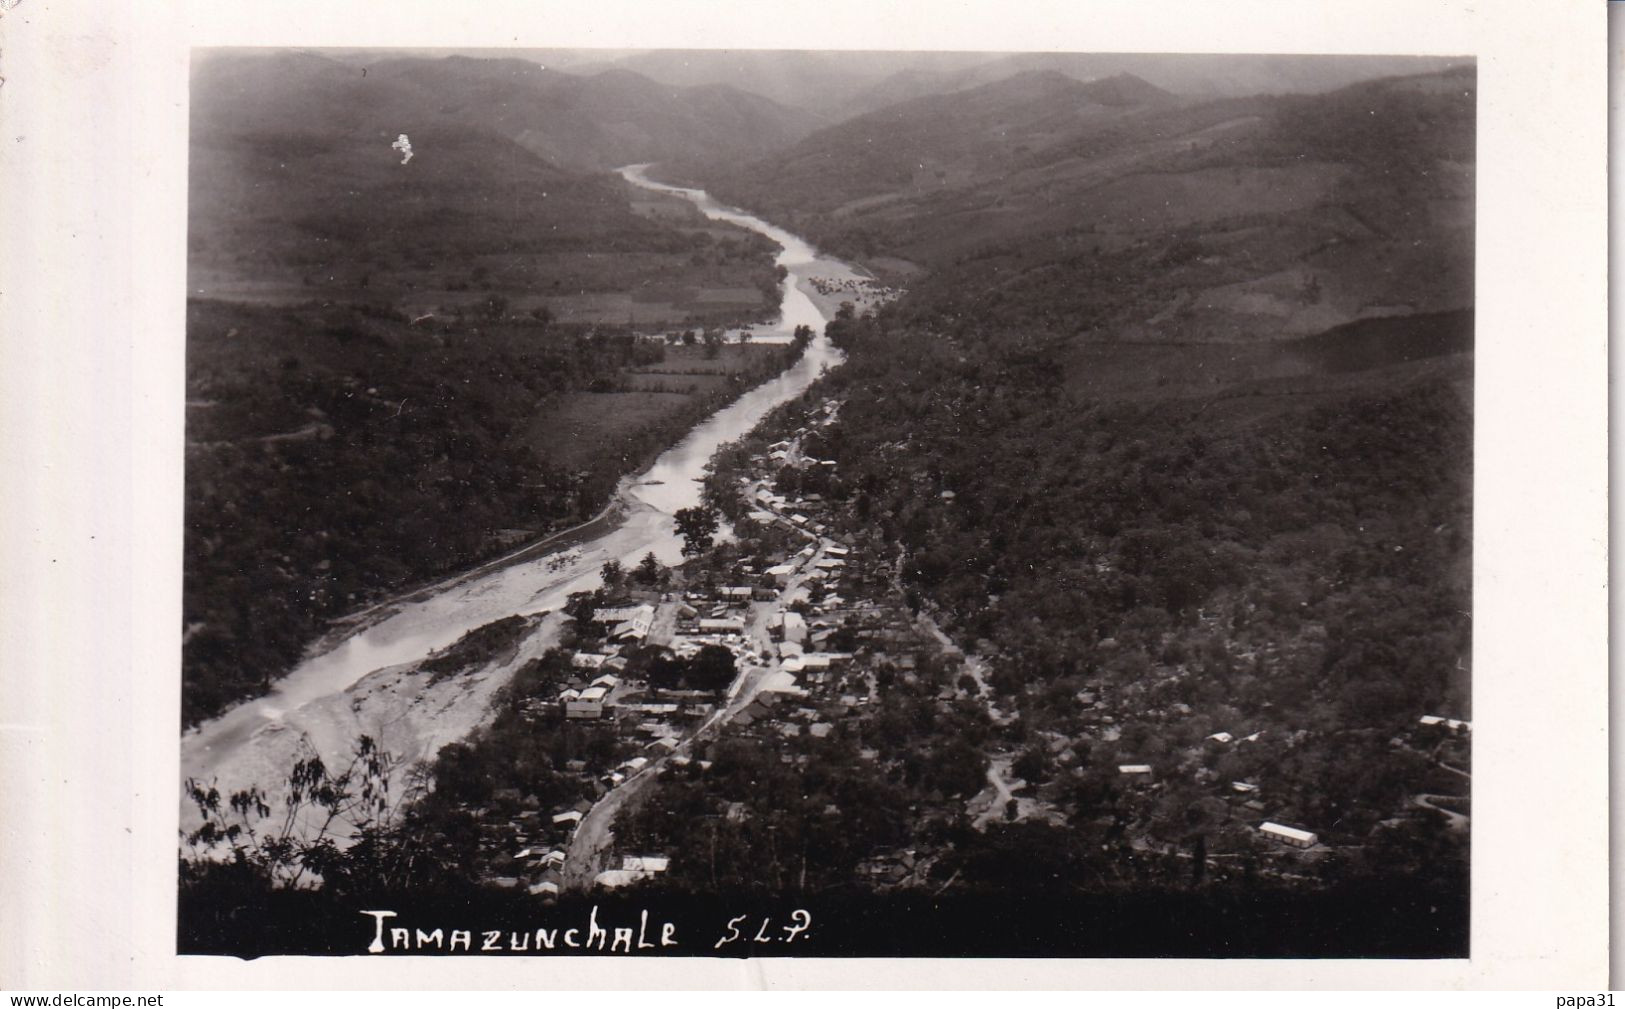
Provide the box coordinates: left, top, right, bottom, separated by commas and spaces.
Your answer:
179, 885, 1466, 959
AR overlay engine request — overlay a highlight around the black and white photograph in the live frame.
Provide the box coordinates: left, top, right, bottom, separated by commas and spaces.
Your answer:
175, 44, 1476, 959
0, 0, 1609, 992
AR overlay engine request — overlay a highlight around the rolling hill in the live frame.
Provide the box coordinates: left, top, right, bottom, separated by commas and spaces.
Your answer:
190, 49, 803, 321
697, 65, 1474, 346
686, 70, 1177, 220
192, 49, 821, 172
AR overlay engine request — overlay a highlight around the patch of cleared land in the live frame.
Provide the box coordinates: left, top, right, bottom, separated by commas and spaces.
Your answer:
525, 344, 793, 469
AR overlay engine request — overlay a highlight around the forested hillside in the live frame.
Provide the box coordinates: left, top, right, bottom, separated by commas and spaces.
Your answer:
664, 66, 1475, 897
814, 66, 1473, 750
696, 66, 1474, 348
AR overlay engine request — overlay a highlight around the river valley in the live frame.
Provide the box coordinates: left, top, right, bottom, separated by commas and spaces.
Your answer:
179, 166, 871, 837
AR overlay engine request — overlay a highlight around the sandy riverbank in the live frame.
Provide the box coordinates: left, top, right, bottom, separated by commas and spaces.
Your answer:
183, 613, 565, 845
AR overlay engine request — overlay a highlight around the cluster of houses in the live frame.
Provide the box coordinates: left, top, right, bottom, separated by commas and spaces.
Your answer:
716, 398, 1365, 870
476, 793, 596, 896
463, 399, 955, 894
1101, 707, 1474, 855
517, 389, 1467, 891
481, 385, 1471, 896
559, 669, 622, 720
483, 794, 679, 896
1107, 727, 1326, 850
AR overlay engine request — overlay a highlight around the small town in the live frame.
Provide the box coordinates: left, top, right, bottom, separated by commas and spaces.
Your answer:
444, 393, 1472, 900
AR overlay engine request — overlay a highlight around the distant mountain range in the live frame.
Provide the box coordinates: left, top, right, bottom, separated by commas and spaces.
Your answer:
190, 48, 1474, 348
554, 49, 1468, 118
188, 49, 811, 308
192, 49, 822, 172
192, 49, 1469, 178
552, 49, 995, 119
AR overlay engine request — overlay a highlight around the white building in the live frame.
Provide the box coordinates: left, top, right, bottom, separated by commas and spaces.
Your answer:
594, 854, 671, 889
597, 604, 655, 641
611, 619, 650, 642
621, 855, 670, 873
596, 603, 653, 624
565, 684, 609, 720
1260, 821, 1318, 849
1420, 715, 1472, 733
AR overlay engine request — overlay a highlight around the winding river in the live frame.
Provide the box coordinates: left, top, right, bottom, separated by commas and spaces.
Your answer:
180, 165, 866, 810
